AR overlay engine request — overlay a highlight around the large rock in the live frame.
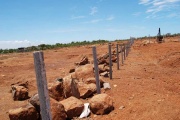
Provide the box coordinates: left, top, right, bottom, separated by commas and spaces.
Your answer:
11, 81, 28, 89
79, 56, 89, 65
63, 76, 80, 99
85, 77, 104, 87
98, 64, 110, 74
97, 53, 111, 65
75, 64, 94, 80
59, 96, 84, 119
48, 81, 65, 101
100, 71, 109, 77
11, 85, 29, 101
50, 98, 67, 120
9, 103, 39, 120
111, 55, 117, 62
77, 82, 96, 99
89, 94, 114, 115
29, 93, 40, 112
97, 57, 109, 65
75, 56, 89, 66
29, 95, 67, 120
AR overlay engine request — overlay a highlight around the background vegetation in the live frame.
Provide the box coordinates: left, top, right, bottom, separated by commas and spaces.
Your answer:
0, 40, 109, 54
0, 33, 180, 54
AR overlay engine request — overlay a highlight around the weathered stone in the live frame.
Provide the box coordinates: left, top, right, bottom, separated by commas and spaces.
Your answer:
104, 65, 110, 72
85, 77, 104, 87
11, 81, 28, 89
100, 71, 109, 77
29, 95, 67, 120
89, 94, 114, 115
63, 76, 80, 99
112, 49, 116, 55
29, 93, 40, 112
88, 83, 97, 91
98, 64, 110, 73
69, 68, 75, 73
75, 56, 89, 66
97, 57, 109, 65
50, 98, 67, 120
77, 82, 96, 99
98, 64, 106, 73
11, 85, 29, 101
59, 96, 84, 119
75, 64, 94, 80
79, 56, 89, 65
48, 81, 65, 101
111, 55, 117, 62
100, 53, 109, 59
9, 103, 39, 120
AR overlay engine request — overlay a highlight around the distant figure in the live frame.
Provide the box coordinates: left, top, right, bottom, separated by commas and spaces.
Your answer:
157, 28, 163, 43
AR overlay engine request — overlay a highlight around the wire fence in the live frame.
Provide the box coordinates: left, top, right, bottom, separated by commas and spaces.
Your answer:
33, 37, 135, 119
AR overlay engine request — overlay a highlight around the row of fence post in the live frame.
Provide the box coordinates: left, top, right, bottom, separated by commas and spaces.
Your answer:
116, 37, 134, 70
92, 37, 135, 93
33, 37, 135, 120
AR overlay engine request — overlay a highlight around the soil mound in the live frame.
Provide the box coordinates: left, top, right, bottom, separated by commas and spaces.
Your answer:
158, 52, 180, 68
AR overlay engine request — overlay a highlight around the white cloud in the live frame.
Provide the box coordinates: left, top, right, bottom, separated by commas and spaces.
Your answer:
106, 15, 115, 21
139, 0, 180, 18
71, 15, 85, 19
90, 7, 98, 15
0, 40, 30, 44
146, 5, 164, 14
0, 40, 31, 49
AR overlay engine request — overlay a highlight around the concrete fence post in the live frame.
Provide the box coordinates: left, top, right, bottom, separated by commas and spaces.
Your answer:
108, 43, 112, 79
33, 51, 52, 120
121, 45, 124, 65
116, 44, 119, 70
126, 42, 129, 57
124, 44, 126, 60
128, 40, 131, 56
92, 46, 101, 94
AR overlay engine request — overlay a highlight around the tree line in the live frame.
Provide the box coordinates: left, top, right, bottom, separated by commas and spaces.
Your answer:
1, 33, 180, 54
0, 40, 109, 54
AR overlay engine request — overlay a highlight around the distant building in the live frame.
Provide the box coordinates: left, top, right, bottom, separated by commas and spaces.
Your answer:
18, 47, 26, 52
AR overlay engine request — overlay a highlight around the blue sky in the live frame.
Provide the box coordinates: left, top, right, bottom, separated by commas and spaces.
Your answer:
0, 0, 180, 49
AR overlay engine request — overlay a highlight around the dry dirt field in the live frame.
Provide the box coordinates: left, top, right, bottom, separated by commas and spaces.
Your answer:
0, 36, 180, 120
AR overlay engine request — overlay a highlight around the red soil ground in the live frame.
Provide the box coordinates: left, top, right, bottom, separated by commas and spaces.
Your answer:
0, 37, 180, 120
